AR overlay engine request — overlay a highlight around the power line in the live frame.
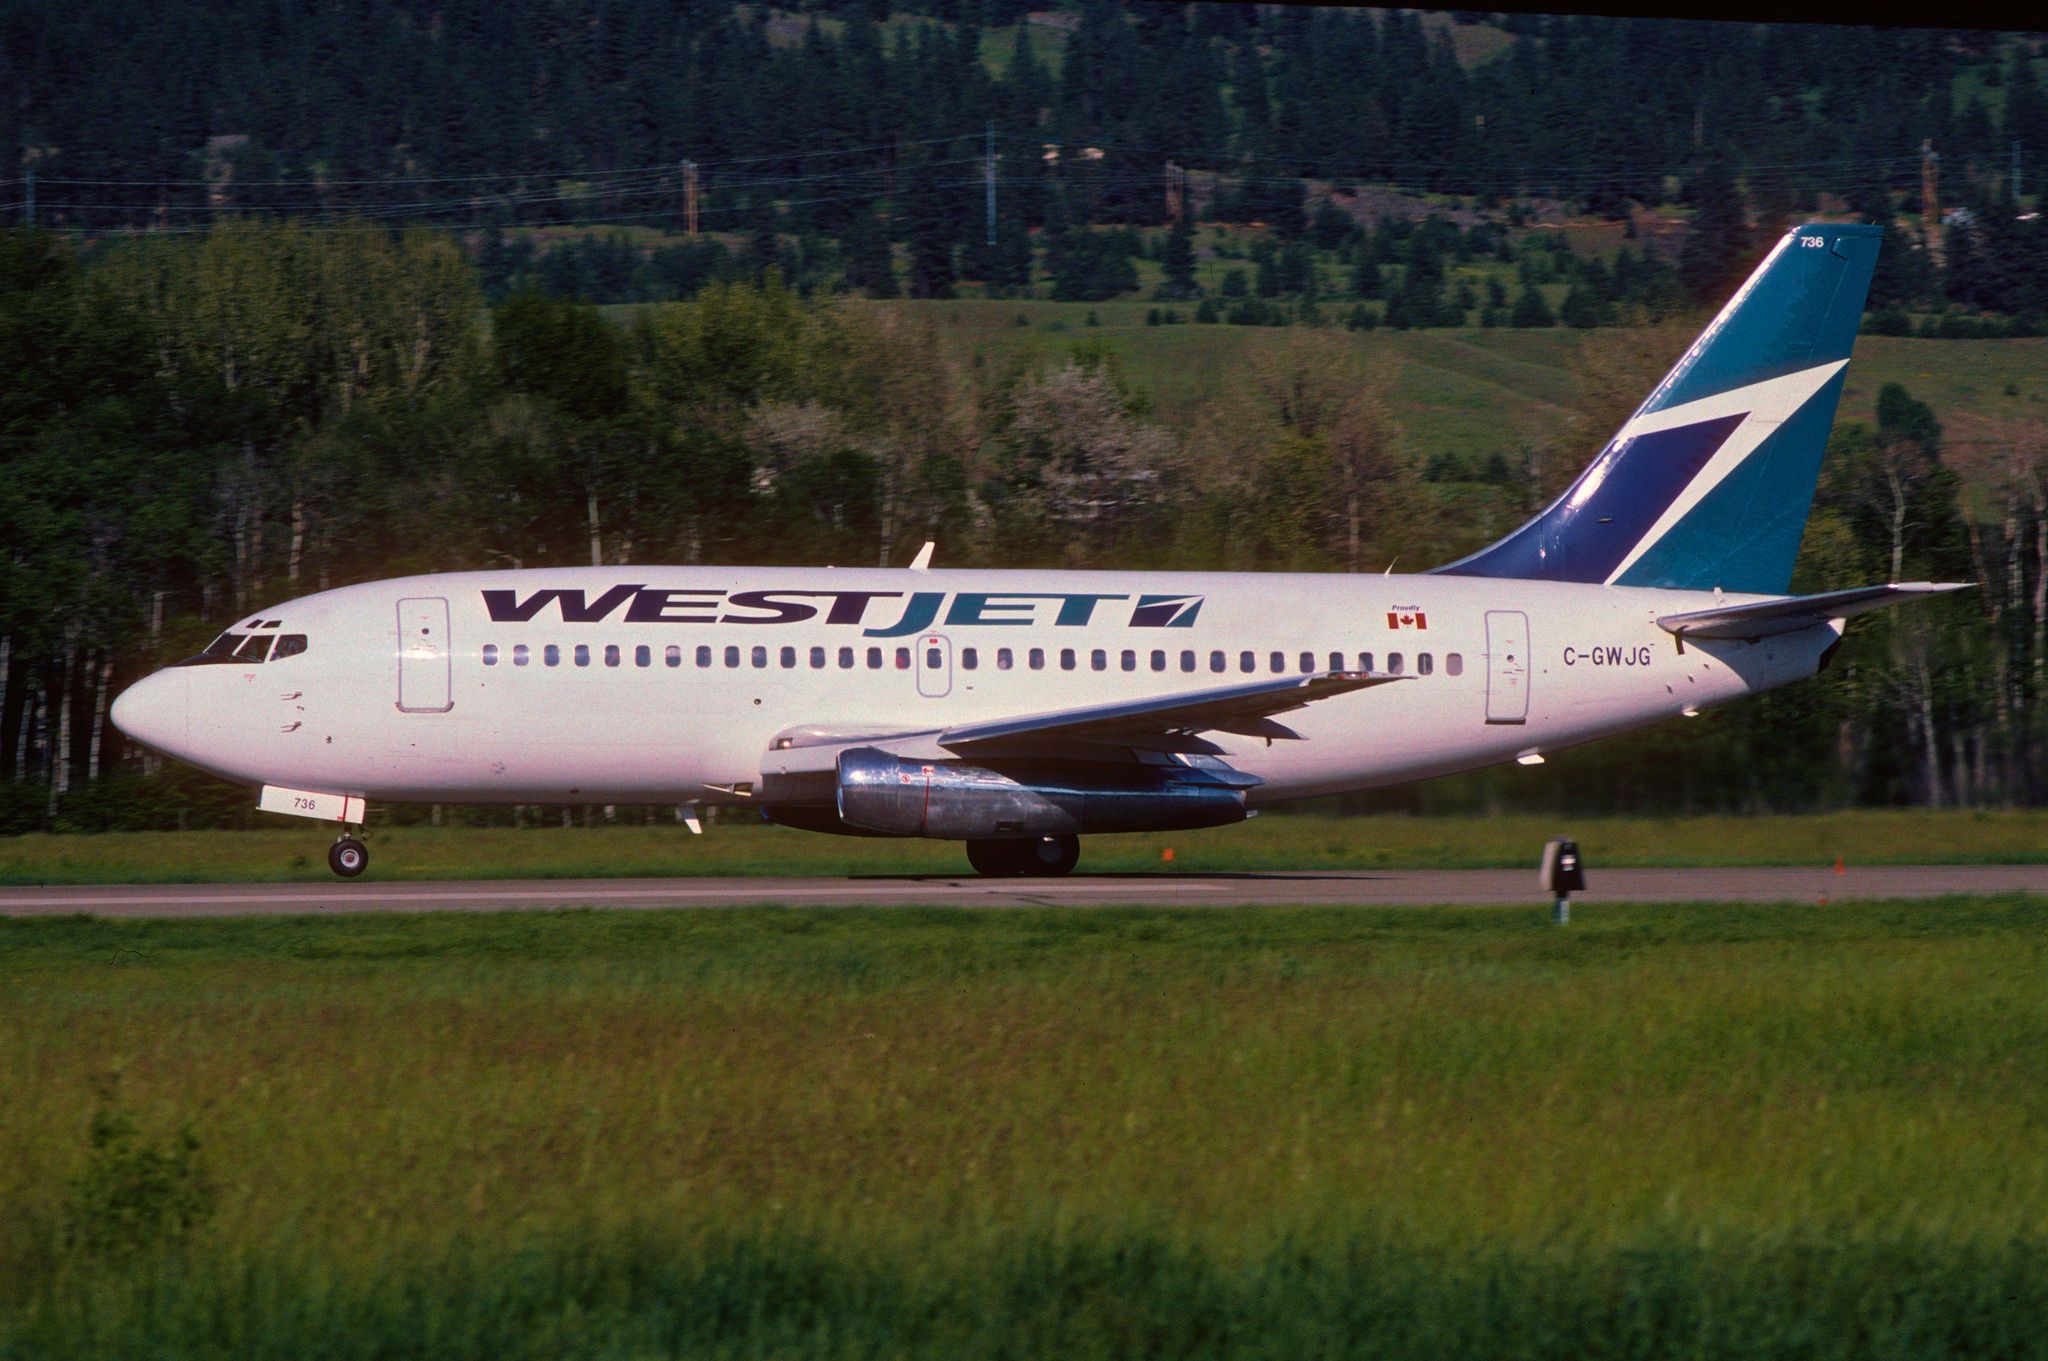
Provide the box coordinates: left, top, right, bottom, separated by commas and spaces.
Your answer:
25, 133, 989, 190
15, 134, 1949, 242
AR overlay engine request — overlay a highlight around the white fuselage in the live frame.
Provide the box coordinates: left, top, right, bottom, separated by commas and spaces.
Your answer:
115, 565, 1838, 813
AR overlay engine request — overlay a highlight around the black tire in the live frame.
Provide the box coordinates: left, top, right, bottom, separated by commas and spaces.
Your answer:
965, 839, 1024, 877
329, 836, 368, 878
1017, 834, 1080, 877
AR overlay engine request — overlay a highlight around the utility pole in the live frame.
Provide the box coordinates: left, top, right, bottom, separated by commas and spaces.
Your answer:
984, 121, 996, 247
1921, 138, 1942, 266
681, 159, 699, 237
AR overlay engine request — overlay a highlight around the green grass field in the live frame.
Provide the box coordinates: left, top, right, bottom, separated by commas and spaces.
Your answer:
4, 807, 2047, 883
4, 898, 2046, 1356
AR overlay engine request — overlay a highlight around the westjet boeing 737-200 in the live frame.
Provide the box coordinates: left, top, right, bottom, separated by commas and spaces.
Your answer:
111, 221, 1966, 878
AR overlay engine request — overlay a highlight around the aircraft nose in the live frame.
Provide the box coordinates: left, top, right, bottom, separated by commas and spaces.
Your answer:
110, 669, 190, 756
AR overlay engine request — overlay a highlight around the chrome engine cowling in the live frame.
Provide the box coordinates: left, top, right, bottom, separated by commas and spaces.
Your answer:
833, 746, 1250, 839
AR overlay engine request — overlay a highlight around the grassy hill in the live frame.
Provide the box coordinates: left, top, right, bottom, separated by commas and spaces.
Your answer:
896, 299, 2048, 465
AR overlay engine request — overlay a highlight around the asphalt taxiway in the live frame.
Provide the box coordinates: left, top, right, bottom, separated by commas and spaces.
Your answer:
0, 864, 2038, 918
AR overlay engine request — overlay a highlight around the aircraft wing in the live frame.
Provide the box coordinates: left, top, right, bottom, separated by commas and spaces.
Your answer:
1655, 582, 1972, 642
937, 671, 1406, 750
761, 671, 1408, 778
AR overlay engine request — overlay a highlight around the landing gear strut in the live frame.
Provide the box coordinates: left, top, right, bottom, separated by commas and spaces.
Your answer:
329, 834, 368, 878
965, 834, 1080, 878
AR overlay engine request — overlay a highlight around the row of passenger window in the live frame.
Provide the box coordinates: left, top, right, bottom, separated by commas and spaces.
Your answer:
481, 641, 1462, 677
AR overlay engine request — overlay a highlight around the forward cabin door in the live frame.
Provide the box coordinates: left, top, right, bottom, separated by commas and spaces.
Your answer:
916, 633, 953, 699
1484, 609, 1529, 724
397, 597, 454, 712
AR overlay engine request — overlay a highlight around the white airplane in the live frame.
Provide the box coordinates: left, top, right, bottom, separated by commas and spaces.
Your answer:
113, 221, 1964, 878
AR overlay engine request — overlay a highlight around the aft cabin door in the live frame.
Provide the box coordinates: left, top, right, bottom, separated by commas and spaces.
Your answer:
1484, 610, 1529, 725
396, 596, 454, 713
916, 633, 953, 698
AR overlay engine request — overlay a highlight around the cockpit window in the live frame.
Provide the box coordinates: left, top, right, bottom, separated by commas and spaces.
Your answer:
173, 628, 306, 667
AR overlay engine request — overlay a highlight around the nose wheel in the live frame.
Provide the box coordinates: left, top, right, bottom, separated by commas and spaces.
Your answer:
328, 835, 369, 878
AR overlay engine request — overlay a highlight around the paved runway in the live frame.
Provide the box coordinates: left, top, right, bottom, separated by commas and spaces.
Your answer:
0, 864, 2038, 918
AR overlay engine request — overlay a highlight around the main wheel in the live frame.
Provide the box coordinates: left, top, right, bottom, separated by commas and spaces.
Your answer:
966, 839, 1024, 877
329, 836, 368, 878
1016, 834, 1080, 877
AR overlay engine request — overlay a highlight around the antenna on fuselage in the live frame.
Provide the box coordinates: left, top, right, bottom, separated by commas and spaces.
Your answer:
908, 541, 936, 571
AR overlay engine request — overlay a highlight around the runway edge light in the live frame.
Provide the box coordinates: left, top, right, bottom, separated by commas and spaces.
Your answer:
1540, 838, 1585, 925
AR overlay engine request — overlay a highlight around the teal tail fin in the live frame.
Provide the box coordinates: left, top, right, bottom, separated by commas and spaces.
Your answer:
1438, 222, 1882, 594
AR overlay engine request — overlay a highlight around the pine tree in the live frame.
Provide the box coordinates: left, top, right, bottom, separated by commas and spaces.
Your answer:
1511, 285, 1555, 327
1386, 237, 1448, 326
1679, 162, 1753, 304
1005, 25, 1051, 128
1311, 198, 1356, 251
1047, 229, 1137, 301
2006, 53, 2048, 201
842, 209, 900, 298
993, 217, 1037, 296
1877, 381, 1943, 454
902, 159, 959, 299
1280, 242, 1315, 297
1158, 215, 1199, 299
1860, 193, 1932, 310
1229, 43, 1271, 157
1266, 179, 1309, 239
1349, 246, 1382, 299
1944, 221, 1989, 311
1558, 282, 1603, 328
742, 222, 783, 284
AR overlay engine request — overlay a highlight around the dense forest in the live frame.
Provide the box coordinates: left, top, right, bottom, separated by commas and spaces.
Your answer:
0, 5, 2043, 828
4, 4, 2047, 321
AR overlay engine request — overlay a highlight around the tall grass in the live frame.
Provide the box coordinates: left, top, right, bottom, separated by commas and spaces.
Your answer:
9, 1234, 2048, 1360
6, 807, 2047, 882
4, 899, 2046, 1355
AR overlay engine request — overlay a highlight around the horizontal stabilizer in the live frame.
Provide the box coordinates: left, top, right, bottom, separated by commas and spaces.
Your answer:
940, 671, 1406, 750
1656, 582, 1972, 641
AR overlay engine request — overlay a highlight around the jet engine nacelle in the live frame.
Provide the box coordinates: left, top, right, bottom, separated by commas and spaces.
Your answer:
834, 746, 1249, 839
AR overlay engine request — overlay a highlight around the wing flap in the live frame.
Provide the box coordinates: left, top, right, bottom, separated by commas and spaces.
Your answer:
1656, 582, 1971, 641
759, 671, 1407, 776
937, 671, 1407, 751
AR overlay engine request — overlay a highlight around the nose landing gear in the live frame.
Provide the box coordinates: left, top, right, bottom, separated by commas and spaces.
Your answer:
328, 834, 369, 878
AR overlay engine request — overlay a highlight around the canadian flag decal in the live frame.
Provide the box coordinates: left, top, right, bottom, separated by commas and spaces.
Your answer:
1387, 610, 1428, 630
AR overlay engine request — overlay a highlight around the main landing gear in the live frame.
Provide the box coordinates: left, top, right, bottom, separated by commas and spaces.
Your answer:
965, 834, 1081, 878
328, 834, 368, 878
